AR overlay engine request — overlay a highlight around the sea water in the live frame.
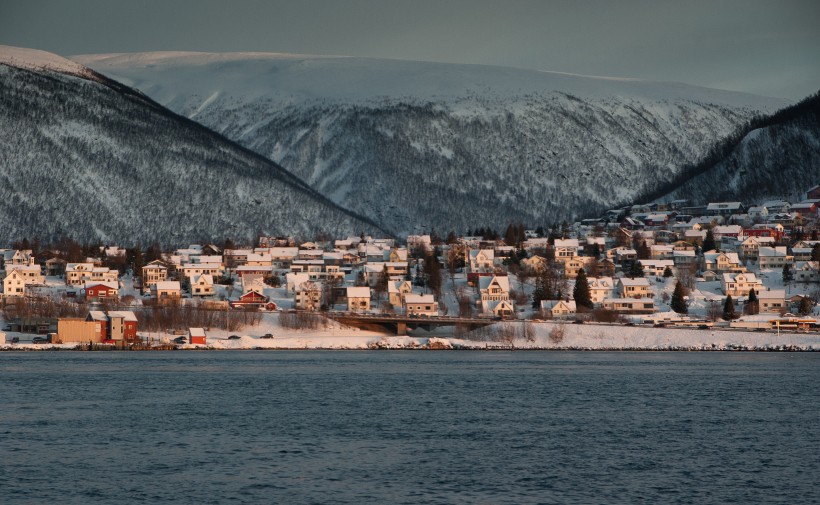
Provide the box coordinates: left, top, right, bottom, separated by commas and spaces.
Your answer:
1, 351, 818, 504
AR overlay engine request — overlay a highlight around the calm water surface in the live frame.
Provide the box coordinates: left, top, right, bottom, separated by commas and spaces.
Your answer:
1, 351, 818, 504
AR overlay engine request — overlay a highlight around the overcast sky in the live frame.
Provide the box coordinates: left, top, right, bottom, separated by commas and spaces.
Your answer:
2, 0, 818, 99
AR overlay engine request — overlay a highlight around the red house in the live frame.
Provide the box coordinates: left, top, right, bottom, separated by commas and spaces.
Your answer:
230, 290, 277, 310
807, 184, 820, 200
85, 281, 119, 301
743, 227, 785, 242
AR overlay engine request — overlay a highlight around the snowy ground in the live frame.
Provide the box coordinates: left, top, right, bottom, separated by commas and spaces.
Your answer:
3, 315, 818, 351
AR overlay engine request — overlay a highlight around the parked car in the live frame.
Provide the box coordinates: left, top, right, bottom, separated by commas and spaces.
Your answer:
32, 336, 48, 344
260, 334, 274, 339
173, 336, 187, 344
227, 335, 241, 340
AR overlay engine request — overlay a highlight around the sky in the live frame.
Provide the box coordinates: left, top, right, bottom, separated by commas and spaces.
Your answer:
1, 0, 818, 100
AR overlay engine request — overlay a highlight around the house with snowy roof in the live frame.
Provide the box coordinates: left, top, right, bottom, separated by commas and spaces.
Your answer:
84, 281, 119, 301
562, 256, 588, 279
758, 247, 793, 270
791, 201, 818, 217
794, 261, 819, 283
295, 281, 322, 311
242, 274, 267, 295
388, 280, 413, 307
468, 249, 495, 273
617, 277, 651, 299
86, 310, 138, 342
151, 281, 181, 302
640, 260, 674, 277
740, 236, 775, 261
3, 267, 44, 297
722, 273, 762, 297
554, 239, 580, 261
602, 298, 655, 314
404, 294, 438, 316
757, 289, 787, 314
702, 251, 745, 274
190, 274, 214, 297
587, 277, 616, 307
761, 200, 791, 214
540, 299, 576, 319
346, 286, 371, 313
706, 202, 744, 217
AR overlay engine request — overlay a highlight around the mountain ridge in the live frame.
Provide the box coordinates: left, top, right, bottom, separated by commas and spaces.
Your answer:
75, 51, 790, 233
0, 46, 384, 245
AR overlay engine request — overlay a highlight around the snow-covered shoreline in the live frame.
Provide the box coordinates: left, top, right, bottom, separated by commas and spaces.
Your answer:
4, 320, 818, 352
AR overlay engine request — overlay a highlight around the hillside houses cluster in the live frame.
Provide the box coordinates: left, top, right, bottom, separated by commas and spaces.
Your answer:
1, 188, 819, 338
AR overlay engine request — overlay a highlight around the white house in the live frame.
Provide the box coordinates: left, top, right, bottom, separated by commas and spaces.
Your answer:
617, 277, 652, 299
404, 294, 438, 316
587, 277, 616, 307
603, 298, 655, 314
758, 247, 793, 270
540, 299, 576, 319
722, 272, 763, 298
757, 289, 786, 314
468, 249, 495, 273
190, 274, 215, 297
794, 261, 820, 283
346, 286, 371, 313
388, 280, 413, 307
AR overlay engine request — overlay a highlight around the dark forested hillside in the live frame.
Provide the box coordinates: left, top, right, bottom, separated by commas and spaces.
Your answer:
644, 91, 820, 205
0, 63, 381, 245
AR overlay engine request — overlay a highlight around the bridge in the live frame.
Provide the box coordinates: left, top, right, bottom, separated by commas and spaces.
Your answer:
325, 312, 498, 335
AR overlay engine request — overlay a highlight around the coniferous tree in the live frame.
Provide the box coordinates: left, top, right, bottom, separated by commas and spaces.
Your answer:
629, 260, 644, 278
746, 288, 759, 315
424, 249, 442, 298
637, 240, 651, 260
573, 268, 593, 310
132, 245, 144, 279
670, 281, 688, 314
663, 266, 674, 278
782, 263, 793, 284
798, 296, 814, 315
723, 295, 738, 320
703, 229, 717, 252
532, 275, 545, 309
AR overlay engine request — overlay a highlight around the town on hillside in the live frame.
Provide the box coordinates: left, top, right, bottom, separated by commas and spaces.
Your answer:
2, 186, 820, 347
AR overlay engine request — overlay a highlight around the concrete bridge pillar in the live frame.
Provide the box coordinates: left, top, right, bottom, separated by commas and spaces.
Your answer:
396, 322, 407, 335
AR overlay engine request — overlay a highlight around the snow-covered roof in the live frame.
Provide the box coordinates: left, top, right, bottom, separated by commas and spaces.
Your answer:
618, 277, 650, 286
478, 275, 510, 292
84, 281, 118, 290
346, 286, 371, 298
405, 294, 435, 304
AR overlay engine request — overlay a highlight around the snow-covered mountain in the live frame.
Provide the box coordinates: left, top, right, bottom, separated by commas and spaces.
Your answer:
75, 51, 790, 233
0, 46, 381, 245
647, 91, 820, 205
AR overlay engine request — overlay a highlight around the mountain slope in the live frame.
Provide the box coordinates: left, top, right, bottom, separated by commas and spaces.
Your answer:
75, 52, 790, 233
643, 91, 820, 205
0, 46, 381, 245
